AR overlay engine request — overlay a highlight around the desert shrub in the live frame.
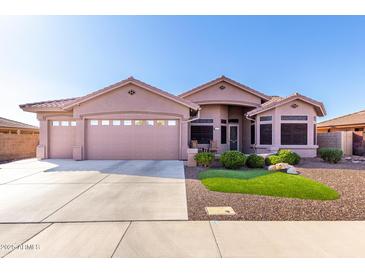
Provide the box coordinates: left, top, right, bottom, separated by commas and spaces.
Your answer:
246, 154, 265, 168
220, 151, 247, 169
265, 154, 281, 166
194, 152, 215, 167
277, 149, 301, 165
265, 150, 301, 166
318, 148, 343, 164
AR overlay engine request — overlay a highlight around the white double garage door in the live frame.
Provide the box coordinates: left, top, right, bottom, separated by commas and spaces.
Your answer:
49, 119, 180, 160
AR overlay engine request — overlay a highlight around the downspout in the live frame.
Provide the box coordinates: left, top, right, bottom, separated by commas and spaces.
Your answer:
245, 114, 257, 153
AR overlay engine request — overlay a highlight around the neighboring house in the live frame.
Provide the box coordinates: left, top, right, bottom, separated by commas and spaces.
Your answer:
0, 117, 39, 161
20, 76, 326, 160
317, 109, 365, 133
317, 109, 365, 156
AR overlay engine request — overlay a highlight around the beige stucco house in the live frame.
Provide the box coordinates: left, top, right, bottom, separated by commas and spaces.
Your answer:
20, 76, 326, 160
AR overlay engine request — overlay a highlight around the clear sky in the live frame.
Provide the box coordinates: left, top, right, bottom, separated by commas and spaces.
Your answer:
0, 16, 364, 126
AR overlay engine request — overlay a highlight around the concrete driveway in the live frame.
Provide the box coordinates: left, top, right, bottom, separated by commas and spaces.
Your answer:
0, 159, 188, 222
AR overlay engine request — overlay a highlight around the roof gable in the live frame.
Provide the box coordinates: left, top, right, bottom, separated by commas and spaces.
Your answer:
246, 93, 326, 117
63, 77, 199, 110
179, 76, 271, 102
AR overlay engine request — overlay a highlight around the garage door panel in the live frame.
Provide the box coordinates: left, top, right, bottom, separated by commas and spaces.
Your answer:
86, 119, 179, 160
49, 121, 76, 159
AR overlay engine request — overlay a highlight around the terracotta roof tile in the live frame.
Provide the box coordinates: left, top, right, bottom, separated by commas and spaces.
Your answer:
0, 117, 38, 130
317, 109, 365, 127
19, 97, 78, 110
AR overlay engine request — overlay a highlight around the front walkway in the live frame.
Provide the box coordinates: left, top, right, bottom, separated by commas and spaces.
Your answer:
2, 220, 365, 257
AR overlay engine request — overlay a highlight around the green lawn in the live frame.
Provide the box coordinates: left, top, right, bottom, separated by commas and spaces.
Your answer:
198, 169, 340, 200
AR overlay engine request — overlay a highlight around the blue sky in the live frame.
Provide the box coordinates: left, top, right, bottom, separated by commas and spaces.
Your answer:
0, 16, 364, 126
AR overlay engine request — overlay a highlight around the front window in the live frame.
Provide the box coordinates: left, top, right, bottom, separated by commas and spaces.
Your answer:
251, 123, 255, 145
281, 123, 308, 145
191, 125, 213, 144
221, 126, 227, 144
260, 124, 272, 145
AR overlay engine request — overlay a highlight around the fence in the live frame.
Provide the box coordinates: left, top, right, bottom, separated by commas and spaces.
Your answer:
317, 131, 353, 155
0, 132, 39, 161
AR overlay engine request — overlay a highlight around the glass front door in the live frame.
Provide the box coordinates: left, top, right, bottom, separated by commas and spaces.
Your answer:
229, 125, 239, 150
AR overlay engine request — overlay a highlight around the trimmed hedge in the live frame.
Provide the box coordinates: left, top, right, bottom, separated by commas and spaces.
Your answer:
318, 148, 343, 164
220, 151, 247, 169
246, 154, 265, 168
265, 149, 301, 166
195, 152, 215, 167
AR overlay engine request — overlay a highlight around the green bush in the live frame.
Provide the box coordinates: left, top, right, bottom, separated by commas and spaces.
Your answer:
194, 152, 215, 167
246, 154, 265, 168
265, 149, 301, 166
220, 151, 247, 169
318, 148, 343, 163
277, 149, 301, 165
265, 154, 281, 166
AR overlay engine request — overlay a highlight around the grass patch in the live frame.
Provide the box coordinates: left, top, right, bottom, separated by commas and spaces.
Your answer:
198, 169, 339, 200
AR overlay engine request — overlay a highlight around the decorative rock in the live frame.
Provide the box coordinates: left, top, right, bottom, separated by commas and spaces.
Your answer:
268, 163, 293, 171
352, 160, 361, 164
287, 166, 299, 175
345, 157, 352, 161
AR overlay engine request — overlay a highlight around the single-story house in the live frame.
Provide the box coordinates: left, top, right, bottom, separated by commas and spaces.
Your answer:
317, 109, 365, 133
0, 117, 39, 161
20, 76, 326, 160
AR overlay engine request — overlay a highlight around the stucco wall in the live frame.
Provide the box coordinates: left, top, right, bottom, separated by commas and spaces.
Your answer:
183, 81, 262, 106
0, 133, 39, 161
255, 99, 319, 157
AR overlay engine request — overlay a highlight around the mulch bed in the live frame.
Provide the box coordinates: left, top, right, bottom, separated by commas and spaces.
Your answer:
185, 158, 365, 221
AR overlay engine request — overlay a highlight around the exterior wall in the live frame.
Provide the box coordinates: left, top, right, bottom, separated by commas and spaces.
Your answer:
0, 132, 39, 161
255, 99, 319, 157
36, 83, 191, 160
183, 81, 262, 107
318, 131, 353, 155
189, 105, 254, 154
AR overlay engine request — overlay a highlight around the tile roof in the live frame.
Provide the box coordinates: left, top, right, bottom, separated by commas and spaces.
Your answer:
246, 92, 326, 117
63, 77, 200, 110
317, 109, 365, 127
19, 97, 78, 110
0, 117, 38, 130
179, 75, 271, 101
20, 77, 199, 112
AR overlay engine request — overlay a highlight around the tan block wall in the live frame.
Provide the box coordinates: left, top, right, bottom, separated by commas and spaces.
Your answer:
317, 131, 353, 155
0, 133, 39, 161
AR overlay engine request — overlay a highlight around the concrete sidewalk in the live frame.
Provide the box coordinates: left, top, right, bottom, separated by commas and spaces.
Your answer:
2, 221, 365, 258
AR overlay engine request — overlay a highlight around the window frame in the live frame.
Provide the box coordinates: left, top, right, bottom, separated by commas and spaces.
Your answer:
281, 123, 308, 145
191, 125, 213, 144
52, 121, 60, 126
101, 120, 110, 126
259, 124, 272, 145
221, 125, 227, 144
123, 120, 132, 126
90, 120, 98, 126
112, 120, 121, 126
167, 120, 177, 126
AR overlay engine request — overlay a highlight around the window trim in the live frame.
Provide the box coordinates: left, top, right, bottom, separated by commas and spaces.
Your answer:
123, 120, 132, 126
259, 124, 272, 145
221, 125, 227, 144
112, 120, 121, 126
101, 120, 110, 126
146, 120, 154, 126
167, 120, 176, 126
90, 120, 98, 126
281, 123, 308, 145
191, 125, 213, 144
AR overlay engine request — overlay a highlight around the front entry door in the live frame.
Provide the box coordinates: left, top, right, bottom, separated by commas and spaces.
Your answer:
229, 125, 239, 151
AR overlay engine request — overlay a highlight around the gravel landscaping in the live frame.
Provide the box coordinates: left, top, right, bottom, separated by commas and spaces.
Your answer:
185, 158, 365, 221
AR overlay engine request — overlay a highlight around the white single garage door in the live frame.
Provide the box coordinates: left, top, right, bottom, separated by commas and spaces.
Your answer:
85, 119, 179, 160
49, 120, 76, 158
